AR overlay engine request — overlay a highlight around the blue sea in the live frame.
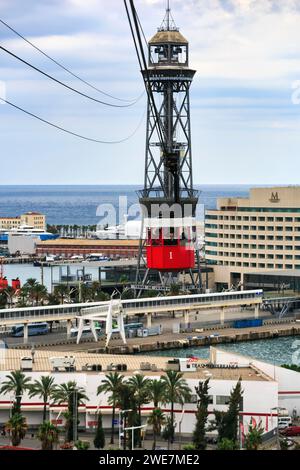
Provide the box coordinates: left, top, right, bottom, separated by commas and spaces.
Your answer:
0, 184, 251, 225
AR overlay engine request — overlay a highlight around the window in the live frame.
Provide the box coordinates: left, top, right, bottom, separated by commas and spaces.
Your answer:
216, 396, 230, 405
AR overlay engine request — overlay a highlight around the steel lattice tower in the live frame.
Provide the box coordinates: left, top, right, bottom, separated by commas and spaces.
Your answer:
134, 3, 201, 294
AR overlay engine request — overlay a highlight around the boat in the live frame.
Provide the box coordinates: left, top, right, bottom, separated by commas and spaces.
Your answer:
0, 225, 59, 242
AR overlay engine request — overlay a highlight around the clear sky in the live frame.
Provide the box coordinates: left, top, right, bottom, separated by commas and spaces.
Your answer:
1, 0, 300, 185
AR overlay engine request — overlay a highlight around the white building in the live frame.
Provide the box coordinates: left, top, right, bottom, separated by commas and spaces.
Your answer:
0, 349, 279, 438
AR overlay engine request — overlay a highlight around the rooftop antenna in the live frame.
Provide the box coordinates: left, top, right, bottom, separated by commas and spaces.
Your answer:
159, 0, 178, 32
167, 0, 170, 30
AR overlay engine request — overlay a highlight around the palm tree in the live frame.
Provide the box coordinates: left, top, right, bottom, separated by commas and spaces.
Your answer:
52, 381, 87, 443
148, 408, 166, 450
24, 278, 38, 306
127, 374, 151, 447
3, 286, 17, 308
147, 379, 165, 408
0, 370, 32, 415
5, 413, 27, 446
54, 284, 69, 304
31, 283, 48, 305
97, 372, 124, 444
161, 370, 192, 443
29, 376, 56, 422
37, 421, 60, 450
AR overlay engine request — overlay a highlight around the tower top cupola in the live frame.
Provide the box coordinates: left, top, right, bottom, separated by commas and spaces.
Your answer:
148, 1, 188, 67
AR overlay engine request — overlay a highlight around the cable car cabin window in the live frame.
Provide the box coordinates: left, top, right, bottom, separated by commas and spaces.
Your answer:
164, 227, 178, 246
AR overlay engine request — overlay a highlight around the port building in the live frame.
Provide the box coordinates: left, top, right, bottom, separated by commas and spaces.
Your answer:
0, 348, 280, 440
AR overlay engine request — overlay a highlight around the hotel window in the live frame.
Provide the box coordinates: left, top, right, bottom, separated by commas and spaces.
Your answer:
243, 216, 249, 221
295, 255, 300, 260
285, 246, 293, 250
267, 227, 274, 231
286, 264, 293, 269
276, 264, 283, 268
258, 226, 265, 231
267, 217, 274, 222
259, 263, 265, 268
286, 255, 293, 260
251, 226, 257, 230
286, 227, 293, 232
267, 236, 274, 240
267, 254, 274, 259
258, 245, 265, 249
250, 244, 256, 249
251, 235, 257, 240
276, 236, 283, 240
250, 216, 257, 221
243, 262, 249, 267
258, 235, 265, 240
251, 263, 257, 268
277, 255, 283, 259
295, 265, 300, 269
277, 245, 283, 250
258, 254, 265, 259
276, 217, 284, 222
285, 217, 293, 222
243, 244, 249, 248
286, 236, 293, 241
258, 217, 265, 221
243, 226, 249, 230
267, 264, 274, 269
277, 227, 283, 231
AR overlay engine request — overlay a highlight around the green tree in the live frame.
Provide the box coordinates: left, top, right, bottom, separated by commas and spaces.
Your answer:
37, 421, 60, 450
148, 408, 166, 450
244, 419, 264, 450
3, 286, 17, 308
217, 437, 239, 450
54, 284, 69, 304
94, 412, 105, 449
161, 370, 192, 443
5, 413, 27, 446
127, 374, 151, 447
214, 379, 243, 445
0, 370, 31, 415
97, 372, 124, 444
162, 416, 176, 450
31, 283, 48, 305
115, 383, 139, 450
193, 378, 210, 450
52, 381, 87, 443
147, 379, 165, 408
29, 376, 56, 422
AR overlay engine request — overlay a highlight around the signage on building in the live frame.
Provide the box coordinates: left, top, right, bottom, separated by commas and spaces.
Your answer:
269, 192, 280, 203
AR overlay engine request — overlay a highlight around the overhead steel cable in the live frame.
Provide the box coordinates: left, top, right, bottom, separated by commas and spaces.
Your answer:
0, 18, 143, 104
0, 45, 143, 108
124, 0, 167, 154
0, 96, 146, 144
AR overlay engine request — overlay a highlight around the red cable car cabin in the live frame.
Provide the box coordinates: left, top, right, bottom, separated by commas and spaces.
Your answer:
0, 277, 8, 290
146, 223, 196, 271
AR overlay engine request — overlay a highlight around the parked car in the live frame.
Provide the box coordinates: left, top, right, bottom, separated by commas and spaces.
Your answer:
281, 426, 300, 437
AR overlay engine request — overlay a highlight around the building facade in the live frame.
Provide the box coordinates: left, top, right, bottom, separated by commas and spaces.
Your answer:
205, 187, 300, 290
0, 212, 46, 231
36, 239, 141, 259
